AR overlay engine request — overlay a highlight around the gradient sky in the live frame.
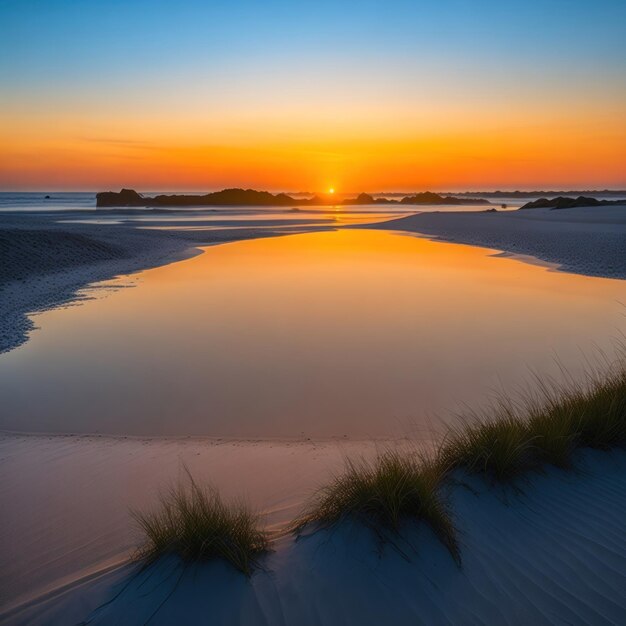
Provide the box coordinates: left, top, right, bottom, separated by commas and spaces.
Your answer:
1, 0, 625, 191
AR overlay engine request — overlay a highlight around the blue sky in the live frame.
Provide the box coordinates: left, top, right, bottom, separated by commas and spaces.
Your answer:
3, 0, 625, 96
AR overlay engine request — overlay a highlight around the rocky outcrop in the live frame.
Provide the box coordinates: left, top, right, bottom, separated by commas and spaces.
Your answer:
520, 196, 626, 210
151, 188, 297, 207
96, 189, 146, 207
400, 192, 490, 205
96, 188, 298, 208
341, 193, 375, 205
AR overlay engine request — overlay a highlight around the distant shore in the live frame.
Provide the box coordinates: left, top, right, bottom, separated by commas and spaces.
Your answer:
95, 188, 491, 208
93, 188, 626, 208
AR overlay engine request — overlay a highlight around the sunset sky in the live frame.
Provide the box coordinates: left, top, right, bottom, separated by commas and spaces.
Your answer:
1, 0, 625, 192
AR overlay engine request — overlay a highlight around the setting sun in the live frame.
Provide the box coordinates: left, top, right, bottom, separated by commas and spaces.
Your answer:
328, 188, 335, 194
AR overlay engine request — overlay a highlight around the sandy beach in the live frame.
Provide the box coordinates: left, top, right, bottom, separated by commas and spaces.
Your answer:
0, 434, 378, 618
2, 433, 625, 625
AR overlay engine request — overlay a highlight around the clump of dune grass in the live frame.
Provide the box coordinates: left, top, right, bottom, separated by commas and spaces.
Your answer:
132, 470, 269, 576
439, 402, 534, 481
294, 450, 460, 563
525, 399, 578, 469
441, 354, 626, 480
529, 362, 626, 458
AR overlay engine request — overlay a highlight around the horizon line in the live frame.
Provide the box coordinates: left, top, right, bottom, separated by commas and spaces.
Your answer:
2, 186, 626, 195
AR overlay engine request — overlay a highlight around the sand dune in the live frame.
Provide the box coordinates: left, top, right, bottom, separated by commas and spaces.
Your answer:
0, 433, 376, 619
2, 434, 624, 625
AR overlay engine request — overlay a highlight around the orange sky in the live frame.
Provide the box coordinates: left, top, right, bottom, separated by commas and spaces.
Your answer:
2, 1, 626, 191
2, 98, 625, 191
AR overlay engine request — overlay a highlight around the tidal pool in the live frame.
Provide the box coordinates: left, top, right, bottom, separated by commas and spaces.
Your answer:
0, 229, 623, 438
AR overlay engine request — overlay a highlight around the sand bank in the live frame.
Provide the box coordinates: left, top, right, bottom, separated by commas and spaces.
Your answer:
360, 205, 626, 279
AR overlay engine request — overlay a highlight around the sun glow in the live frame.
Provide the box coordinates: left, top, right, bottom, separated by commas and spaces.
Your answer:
328, 188, 335, 194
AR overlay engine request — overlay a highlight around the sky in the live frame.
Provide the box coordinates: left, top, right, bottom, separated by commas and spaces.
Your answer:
1, 0, 625, 192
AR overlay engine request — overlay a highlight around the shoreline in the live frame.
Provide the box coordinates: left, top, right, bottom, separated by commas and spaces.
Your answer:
0, 216, 331, 354
356, 204, 626, 279
0, 429, 407, 446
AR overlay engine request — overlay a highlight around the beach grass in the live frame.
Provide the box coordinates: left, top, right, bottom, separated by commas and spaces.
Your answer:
132, 355, 624, 570
440, 355, 626, 480
293, 450, 460, 563
439, 405, 533, 481
132, 470, 269, 576
294, 354, 625, 557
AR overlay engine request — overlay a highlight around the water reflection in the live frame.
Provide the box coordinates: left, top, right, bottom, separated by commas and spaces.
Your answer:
0, 230, 623, 438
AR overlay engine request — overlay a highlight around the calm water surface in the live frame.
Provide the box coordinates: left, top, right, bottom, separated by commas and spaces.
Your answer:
0, 230, 623, 438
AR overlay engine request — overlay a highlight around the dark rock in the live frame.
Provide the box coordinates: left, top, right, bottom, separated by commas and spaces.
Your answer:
400, 192, 490, 205
519, 196, 626, 210
342, 193, 375, 205
96, 189, 145, 207
151, 188, 298, 207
